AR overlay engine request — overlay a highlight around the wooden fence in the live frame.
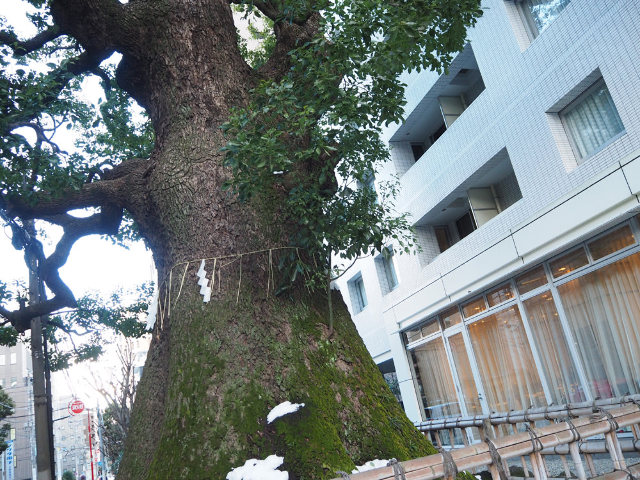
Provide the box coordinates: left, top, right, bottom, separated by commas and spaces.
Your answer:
332, 397, 640, 480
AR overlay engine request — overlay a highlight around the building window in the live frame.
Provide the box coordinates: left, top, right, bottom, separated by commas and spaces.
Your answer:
411, 337, 461, 419
357, 172, 377, 203
434, 226, 453, 253
10, 377, 16, 388
518, 0, 571, 38
348, 274, 368, 313
375, 247, 399, 295
411, 143, 426, 162
9, 353, 16, 365
405, 217, 640, 419
0, 355, 5, 366
389, 44, 485, 175
561, 79, 624, 160
455, 210, 476, 240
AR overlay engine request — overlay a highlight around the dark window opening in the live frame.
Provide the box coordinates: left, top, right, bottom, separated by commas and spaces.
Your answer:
411, 143, 426, 162
434, 225, 452, 253
456, 210, 477, 239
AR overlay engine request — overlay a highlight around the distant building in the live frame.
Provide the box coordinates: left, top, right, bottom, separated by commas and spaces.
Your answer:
334, 0, 640, 427
0, 343, 35, 480
53, 395, 91, 479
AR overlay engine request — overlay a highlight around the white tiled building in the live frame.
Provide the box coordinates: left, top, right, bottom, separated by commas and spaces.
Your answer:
334, 0, 640, 425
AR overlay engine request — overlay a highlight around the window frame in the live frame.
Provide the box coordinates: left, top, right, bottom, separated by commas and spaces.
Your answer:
516, 0, 571, 41
376, 246, 399, 295
349, 273, 368, 314
559, 77, 625, 162
403, 215, 640, 419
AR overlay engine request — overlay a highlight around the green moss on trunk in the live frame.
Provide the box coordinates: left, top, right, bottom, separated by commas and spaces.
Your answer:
119, 287, 434, 479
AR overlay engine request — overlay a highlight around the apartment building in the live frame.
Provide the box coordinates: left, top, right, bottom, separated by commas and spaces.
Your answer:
53, 395, 91, 479
0, 344, 35, 480
334, 0, 640, 425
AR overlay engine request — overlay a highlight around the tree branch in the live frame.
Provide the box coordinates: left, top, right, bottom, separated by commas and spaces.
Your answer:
0, 205, 124, 333
257, 12, 321, 80
2, 157, 149, 220
50, 0, 127, 53
1, 49, 114, 135
7, 122, 62, 153
0, 26, 62, 56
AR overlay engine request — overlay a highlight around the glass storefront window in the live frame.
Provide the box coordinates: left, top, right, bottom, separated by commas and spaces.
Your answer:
523, 291, 585, 403
588, 225, 635, 261
516, 265, 548, 295
448, 333, 482, 415
421, 317, 440, 337
411, 338, 461, 419
549, 247, 588, 278
558, 252, 640, 399
405, 219, 640, 422
404, 317, 439, 345
486, 283, 514, 307
441, 306, 462, 329
468, 306, 546, 411
405, 328, 421, 344
462, 297, 487, 318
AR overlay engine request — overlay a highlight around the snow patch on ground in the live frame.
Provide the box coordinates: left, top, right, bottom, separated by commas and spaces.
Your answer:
352, 459, 389, 473
226, 455, 288, 480
267, 401, 305, 424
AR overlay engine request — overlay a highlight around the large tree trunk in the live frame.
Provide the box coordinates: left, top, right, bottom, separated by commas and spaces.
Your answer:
117, 121, 435, 479
77, 1, 437, 477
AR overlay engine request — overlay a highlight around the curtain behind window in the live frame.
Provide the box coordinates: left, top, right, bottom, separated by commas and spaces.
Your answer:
558, 253, 640, 399
523, 291, 584, 403
468, 306, 545, 412
412, 338, 461, 419
563, 81, 624, 158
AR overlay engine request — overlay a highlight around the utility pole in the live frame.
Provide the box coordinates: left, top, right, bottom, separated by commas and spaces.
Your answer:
97, 407, 108, 479
43, 333, 55, 477
24, 220, 53, 480
87, 411, 95, 480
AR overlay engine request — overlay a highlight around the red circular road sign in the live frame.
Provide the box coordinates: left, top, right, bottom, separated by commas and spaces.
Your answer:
69, 399, 85, 415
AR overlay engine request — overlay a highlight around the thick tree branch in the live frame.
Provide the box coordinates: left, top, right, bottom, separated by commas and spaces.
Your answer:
0, 26, 62, 56
2, 158, 149, 220
257, 12, 321, 80
50, 0, 128, 53
0, 205, 124, 333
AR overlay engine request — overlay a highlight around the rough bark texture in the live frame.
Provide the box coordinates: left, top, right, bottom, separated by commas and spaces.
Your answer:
120, 286, 434, 479
17, 0, 438, 477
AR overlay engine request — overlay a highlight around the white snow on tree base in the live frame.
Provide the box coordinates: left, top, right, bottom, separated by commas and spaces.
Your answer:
267, 401, 305, 424
226, 455, 288, 480
352, 459, 390, 473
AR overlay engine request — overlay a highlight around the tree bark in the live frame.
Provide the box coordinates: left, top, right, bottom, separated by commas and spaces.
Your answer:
44, 0, 438, 477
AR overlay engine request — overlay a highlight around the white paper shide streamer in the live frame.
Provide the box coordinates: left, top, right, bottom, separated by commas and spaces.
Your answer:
145, 288, 159, 330
197, 259, 212, 303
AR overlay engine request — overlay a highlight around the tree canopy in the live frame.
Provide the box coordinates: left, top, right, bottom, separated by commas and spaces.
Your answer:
0, 0, 482, 323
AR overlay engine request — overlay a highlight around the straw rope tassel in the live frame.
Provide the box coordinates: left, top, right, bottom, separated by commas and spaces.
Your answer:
267, 249, 272, 296
236, 255, 242, 305
167, 270, 172, 319
173, 262, 190, 307
210, 258, 217, 294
